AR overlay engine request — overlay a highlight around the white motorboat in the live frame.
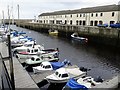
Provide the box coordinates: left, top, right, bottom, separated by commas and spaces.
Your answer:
32, 60, 70, 74
71, 33, 88, 42
15, 45, 45, 59
33, 61, 53, 73
45, 65, 87, 83
25, 53, 59, 66
13, 40, 37, 54
15, 46, 59, 59
11, 36, 33, 48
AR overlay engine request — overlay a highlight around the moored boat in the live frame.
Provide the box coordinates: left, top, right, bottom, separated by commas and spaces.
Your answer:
32, 60, 71, 74
45, 65, 87, 83
63, 75, 119, 89
15, 47, 59, 59
48, 29, 58, 36
24, 53, 59, 67
71, 33, 88, 42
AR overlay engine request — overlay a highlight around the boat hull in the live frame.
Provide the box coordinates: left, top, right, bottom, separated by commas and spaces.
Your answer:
45, 72, 86, 83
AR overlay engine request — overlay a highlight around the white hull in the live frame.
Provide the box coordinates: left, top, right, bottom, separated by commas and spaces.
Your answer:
33, 68, 52, 74
16, 53, 36, 59
46, 73, 86, 83
45, 66, 87, 83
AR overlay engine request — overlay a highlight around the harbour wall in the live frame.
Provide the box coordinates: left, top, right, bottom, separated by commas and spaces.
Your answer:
15, 21, 120, 48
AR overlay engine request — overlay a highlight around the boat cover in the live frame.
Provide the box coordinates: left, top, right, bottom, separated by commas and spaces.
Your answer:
66, 78, 88, 90
18, 31, 26, 35
50, 62, 65, 70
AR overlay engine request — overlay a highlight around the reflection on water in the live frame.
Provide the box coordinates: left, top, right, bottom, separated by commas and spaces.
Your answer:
10, 25, 120, 84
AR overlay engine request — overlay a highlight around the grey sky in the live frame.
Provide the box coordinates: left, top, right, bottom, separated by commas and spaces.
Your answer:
0, 0, 119, 19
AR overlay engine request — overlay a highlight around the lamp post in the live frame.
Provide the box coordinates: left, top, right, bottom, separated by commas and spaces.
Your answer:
8, 5, 15, 90
118, 1, 120, 23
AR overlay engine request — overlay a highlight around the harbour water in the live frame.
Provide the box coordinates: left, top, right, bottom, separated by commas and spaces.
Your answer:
10, 25, 120, 89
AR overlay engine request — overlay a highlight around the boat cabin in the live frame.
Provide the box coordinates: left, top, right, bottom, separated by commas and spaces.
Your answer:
54, 68, 69, 79
40, 61, 52, 70
25, 55, 43, 65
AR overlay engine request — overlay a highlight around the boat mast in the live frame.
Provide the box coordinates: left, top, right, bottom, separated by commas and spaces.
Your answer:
17, 4, 20, 26
2, 10, 5, 31
12, 6, 14, 25
2, 11, 4, 26
8, 5, 10, 32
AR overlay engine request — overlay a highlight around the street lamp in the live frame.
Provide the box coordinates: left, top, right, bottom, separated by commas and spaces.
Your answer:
118, 1, 120, 23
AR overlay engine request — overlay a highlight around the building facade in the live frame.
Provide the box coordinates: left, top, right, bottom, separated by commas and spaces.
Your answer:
38, 4, 120, 26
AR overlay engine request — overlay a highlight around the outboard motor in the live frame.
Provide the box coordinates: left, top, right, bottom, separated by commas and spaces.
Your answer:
79, 67, 88, 72
94, 76, 103, 83
62, 59, 68, 65
67, 61, 72, 66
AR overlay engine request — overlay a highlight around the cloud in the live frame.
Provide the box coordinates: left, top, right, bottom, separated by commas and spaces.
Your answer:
0, 0, 120, 19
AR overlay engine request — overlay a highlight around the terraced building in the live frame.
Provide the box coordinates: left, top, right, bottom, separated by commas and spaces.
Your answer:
38, 4, 120, 26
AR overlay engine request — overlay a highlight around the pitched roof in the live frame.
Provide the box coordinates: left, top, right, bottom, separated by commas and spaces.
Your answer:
39, 4, 119, 16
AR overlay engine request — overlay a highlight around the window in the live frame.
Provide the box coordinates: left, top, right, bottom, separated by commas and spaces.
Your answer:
96, 13, 98, 17
40, 64, 43, 67
83, 14, 85, 17
31, 50, 33, 53
31, 57, 35, 61
27, 44, 32, 47
79, 21, 82, 25
36, 58, 40, 61
62, 74, 68, 78
112, 12, 115, 17
71, 15, 72, 17
27, 49, 30, 52
83, 21, 86, 25
55, 72, 58, 75
43, 66, 45, 68
45, 65, 51, 69
59, 74, 61, 77
91, 13, 93, 17
34, 49, 38, 52
80, 14, 82, 17
76, 14, 78, 17
76, 20, 78, 25
70, 20, 72, 25
65, 20, 67, 24
90, 21, 93, 26
94, 21, 98, 26
99, 21, 103, 25
100, 13, 103, 16
65, 15, 66, 18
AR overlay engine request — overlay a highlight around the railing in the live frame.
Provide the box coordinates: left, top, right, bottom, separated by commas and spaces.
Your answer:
0, 53, 12, 90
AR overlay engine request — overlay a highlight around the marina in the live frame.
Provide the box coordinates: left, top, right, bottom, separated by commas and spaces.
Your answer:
0, 25, 120, 89
1, 0, 120, 89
